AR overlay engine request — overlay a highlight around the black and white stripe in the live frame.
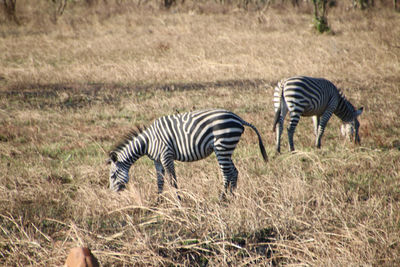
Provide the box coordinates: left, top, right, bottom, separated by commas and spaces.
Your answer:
272, 76, 363, 152
108, 109, 267, 197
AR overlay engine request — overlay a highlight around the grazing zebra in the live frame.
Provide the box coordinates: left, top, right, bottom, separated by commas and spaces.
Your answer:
107, 109, 268, 198
272, 76, 363, 153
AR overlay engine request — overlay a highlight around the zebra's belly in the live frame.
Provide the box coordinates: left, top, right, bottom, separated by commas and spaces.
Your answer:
302, 110, 323, 117
299, 104, 328, 117
286, 96, 328, 117
174, 141, 214, 162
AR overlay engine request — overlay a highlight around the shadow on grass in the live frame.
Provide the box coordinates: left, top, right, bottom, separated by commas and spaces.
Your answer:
157, 227, 279, 266
0, 79, 271, 109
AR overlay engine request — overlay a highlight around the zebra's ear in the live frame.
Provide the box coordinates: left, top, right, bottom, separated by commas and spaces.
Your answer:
355, 107, 363, 117
108, 151, 118, 163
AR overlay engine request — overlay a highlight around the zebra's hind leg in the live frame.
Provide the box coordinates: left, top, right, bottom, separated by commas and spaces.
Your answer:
287, 111, 301, 152
275, 104, 288, 154
275, 119, 283, 154
215, 150, 238, 200
229, 165, 239, 194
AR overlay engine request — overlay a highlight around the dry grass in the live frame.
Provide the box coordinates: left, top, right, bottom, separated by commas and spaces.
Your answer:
1, 1, 400, 266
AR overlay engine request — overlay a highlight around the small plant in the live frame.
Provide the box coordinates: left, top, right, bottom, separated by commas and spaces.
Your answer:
353, 0, 374, 10
52, 0, 67, 23
312, 0, 330, 33
2, 0, 19, 24
164, 0, 176, 8
314, 16, 330, 33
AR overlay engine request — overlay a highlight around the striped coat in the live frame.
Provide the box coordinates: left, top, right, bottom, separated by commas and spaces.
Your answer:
272, 76, 363, 152
108, 109, 267, 198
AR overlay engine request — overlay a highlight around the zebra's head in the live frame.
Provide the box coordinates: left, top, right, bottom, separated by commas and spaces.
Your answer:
340, 107, 363, 144
107, 151, 129, 191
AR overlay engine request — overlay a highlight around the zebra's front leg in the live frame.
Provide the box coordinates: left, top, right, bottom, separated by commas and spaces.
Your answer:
161, 156, 181, 200
315, 108, 335, 148
287, 112, 301, 152
312, 116, 320, 137
154, 161, 165, 194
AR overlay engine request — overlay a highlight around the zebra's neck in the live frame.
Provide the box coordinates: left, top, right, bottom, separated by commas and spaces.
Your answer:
334, 92, 356, 122
117, 135, 148, 166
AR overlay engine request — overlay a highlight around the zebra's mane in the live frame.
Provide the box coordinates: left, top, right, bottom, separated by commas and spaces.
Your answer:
338, 88, 346, 98
335, 88, 357, 122
112, 126, 146, 152
338, 88, 355, 109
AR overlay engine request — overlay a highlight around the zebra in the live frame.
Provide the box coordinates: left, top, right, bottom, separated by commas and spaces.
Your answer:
272, 76, 363, 153
107, 109, 268, 198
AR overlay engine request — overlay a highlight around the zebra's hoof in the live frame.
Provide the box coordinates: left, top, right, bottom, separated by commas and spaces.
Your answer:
219, 192, 227, 202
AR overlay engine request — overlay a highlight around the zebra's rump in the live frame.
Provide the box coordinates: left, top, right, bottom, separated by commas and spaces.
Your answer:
154, 109, 245, 162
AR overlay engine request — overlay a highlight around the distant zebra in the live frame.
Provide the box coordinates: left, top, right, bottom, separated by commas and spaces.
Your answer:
272, 76, 363, 152
107, 109, 268, 198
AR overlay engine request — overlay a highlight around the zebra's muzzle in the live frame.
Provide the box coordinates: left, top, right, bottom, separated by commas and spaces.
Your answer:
116, 183, 126, 191
110, 182, 126, 192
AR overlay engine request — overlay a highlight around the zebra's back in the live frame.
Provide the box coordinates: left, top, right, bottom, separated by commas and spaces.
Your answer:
276, 76, 339, 117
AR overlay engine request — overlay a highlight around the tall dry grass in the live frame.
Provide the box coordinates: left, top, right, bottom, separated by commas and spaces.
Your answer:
1, 1, 398, 87
1, 1, 400, 266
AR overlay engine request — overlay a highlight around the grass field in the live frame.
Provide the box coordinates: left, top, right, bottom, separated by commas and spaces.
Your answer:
1, 1, 400, 266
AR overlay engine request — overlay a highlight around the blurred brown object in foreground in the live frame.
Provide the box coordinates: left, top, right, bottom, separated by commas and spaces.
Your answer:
65, 247, 99, 267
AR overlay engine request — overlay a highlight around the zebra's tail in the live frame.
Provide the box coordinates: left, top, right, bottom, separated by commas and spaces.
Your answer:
272, 81, 284, 132
242, 121, 268, 162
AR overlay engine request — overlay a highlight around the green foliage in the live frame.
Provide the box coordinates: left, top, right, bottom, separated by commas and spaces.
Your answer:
314, 15, 330, 33
312, 0, 331, 33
